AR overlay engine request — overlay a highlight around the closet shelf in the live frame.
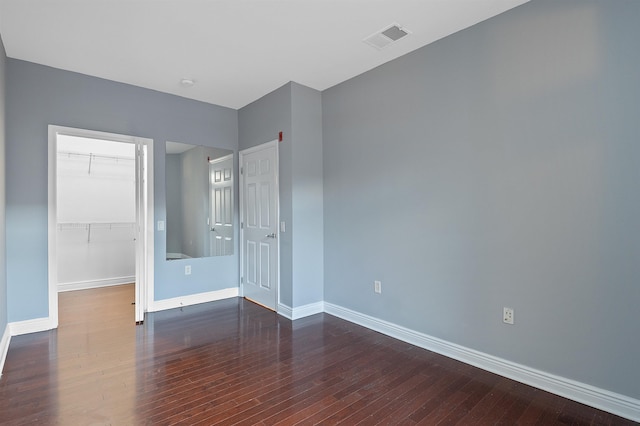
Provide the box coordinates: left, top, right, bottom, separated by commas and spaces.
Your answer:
57, 151, 135, 162
57, 222, 136, 243
57, 222, 136, 230
57, 151, 135, 175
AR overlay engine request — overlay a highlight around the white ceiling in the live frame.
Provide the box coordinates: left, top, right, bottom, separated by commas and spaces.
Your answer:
0, 0, 528, 110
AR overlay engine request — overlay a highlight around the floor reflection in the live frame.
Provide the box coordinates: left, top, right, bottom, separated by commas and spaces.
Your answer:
56, 284, 138, 423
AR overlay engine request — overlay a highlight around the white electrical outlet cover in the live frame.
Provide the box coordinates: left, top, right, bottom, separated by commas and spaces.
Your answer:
503, 307, 514, 324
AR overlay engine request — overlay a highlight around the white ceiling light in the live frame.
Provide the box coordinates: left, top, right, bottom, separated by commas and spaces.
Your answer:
180, 78, 195, 87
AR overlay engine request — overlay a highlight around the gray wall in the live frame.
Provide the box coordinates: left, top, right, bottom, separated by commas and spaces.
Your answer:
238, 82, 324, 309
290, 83, 324, 307
0, 35, 7, 336
6, 59, 238, 321
322, 0, 640, 399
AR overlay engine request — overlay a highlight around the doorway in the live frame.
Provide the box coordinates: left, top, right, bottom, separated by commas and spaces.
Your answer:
239, 140, 279, 311
48, 126, 154, 326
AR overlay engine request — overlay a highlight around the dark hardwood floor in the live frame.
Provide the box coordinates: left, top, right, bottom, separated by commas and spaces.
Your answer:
0, 285, 635, 425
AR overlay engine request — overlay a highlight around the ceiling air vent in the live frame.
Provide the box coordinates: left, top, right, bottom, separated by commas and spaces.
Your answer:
364, 24, 410, 50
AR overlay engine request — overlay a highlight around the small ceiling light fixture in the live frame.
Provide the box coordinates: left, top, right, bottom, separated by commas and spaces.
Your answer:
180, 78, 195, 87
364, 23, 411, 50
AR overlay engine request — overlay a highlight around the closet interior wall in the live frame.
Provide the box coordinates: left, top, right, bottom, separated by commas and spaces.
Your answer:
56, 135, 136, 292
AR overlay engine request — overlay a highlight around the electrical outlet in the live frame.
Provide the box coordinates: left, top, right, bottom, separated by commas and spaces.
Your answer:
503, 307, 514, 325
374, 280, 382, 294
185, 265, 191, 275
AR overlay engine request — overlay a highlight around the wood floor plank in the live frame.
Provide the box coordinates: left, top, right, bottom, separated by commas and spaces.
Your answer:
155, 332, 374, 424
0, 285, 635, 425
370, 367, 451, 425
305, 358, 433, 425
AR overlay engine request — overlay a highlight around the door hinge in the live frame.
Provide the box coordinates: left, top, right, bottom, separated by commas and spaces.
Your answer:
240, 167, 243, 175
241, 222, 243, 229
241, 276, 244, 284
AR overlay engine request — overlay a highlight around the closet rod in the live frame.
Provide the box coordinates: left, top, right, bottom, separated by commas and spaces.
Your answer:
57, 151, 135, 162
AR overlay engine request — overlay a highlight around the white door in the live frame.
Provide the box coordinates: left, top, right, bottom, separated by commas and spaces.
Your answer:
134, 141, 149, 323
209, 154, 234, 256
240, 141, 278, 311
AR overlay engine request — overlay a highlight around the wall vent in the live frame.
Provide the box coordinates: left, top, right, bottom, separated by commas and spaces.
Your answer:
364, 24, 410, 50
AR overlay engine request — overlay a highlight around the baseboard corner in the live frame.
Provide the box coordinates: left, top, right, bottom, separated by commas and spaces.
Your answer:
278, 301, 324, 320
9, 316, 56, 337
277, 304, 293, 320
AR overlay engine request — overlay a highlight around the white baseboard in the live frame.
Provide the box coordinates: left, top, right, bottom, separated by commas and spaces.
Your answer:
58, 276, 135, 292
278, 301, 324, 320
324, 302, 640, 423
9, 316, 57, 337
166, 252, 192, 260
148, 287, 239, 312
277, 304, 293, 319
0, 324, 10, 378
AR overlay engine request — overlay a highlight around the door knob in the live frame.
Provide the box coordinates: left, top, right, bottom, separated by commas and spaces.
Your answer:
265, 233, 277, 239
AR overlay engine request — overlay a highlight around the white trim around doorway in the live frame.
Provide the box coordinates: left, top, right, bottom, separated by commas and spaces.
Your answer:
47, 125, 154, 330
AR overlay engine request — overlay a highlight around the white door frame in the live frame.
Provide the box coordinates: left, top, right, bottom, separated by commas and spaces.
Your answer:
239, 140, 280, 311
47, 125, 154, 327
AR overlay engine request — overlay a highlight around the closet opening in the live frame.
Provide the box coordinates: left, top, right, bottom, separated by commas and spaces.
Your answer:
48, 126, 154, 327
